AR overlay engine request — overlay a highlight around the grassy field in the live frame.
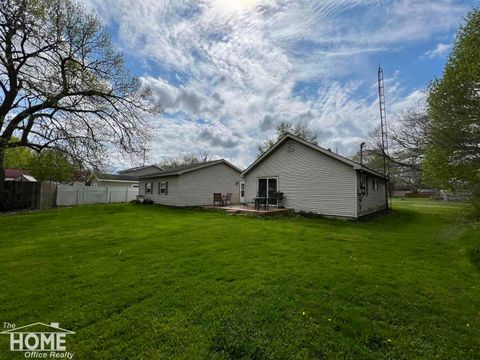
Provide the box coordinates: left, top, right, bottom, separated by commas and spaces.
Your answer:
0, 199, 479, 359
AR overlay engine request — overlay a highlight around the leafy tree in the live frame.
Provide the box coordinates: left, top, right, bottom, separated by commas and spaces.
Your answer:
257, 121, 318, 156
0, 0, 162, 193
425, 9, 480, 207
28, 149, 77, 182
3, 137, 33, 168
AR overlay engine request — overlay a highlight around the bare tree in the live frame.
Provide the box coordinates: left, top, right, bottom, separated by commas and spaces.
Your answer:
363, 108, 431, 190
0, 0, 162, 194
159, 152, 210, 169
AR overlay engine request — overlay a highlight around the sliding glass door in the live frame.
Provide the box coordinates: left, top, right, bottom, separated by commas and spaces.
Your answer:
257, 177, 278, 205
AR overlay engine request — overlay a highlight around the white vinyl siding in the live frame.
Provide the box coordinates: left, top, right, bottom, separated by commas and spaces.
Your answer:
244, 140, 357, 217
138, 163, 241, 207
356, 172, 388, 216
139, 175, 179, 206
179, 163, 241, 206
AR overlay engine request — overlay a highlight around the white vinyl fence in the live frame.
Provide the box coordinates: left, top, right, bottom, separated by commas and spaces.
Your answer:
56, 185, 138, 206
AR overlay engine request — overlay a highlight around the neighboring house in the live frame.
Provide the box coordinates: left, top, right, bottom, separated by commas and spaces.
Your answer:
241, 134, 389, 218
87, 174, 139, 188
15, 174, 38, 182
440, 190, 472, 202
119, 165, 164, 177
4, 169, 37, 182
138, 160, 241, 206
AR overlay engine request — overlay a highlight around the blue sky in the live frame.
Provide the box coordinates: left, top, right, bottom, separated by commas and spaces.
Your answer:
83, 0, 478, 169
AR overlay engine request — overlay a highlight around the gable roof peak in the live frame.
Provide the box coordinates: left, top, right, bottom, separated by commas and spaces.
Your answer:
241, 133, 386, 179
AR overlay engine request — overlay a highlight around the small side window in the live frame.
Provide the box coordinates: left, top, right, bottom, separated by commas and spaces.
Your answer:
159, 181, 168, 195
159, 182, 166, 194
145, 182, 152, 194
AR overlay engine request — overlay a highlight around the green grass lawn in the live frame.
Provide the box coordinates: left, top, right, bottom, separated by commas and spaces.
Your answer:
0, 199, 479, 359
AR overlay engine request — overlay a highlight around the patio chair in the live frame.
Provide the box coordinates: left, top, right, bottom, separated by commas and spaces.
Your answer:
213, 193, 224, 206
224, 193, 232, 206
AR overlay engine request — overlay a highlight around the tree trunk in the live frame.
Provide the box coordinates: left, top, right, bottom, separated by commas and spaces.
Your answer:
0, 149, 5, 187
0, 148, 6, 211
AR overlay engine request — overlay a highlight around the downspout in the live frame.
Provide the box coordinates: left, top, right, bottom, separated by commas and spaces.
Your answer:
357, 142, 366, 216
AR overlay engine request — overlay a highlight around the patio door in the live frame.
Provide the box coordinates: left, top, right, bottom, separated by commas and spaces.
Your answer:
257, 177, 278, 205
239, 182, 245, 203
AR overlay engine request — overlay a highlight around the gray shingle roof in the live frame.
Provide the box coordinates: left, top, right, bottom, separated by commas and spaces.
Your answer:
139, 159, 241, 178
118, 164, 164, 174
96, 174, 138, 181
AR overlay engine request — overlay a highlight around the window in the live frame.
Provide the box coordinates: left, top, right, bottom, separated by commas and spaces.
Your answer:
145, 182, 152, 194
159, 181, 168, 195
360, 174, 369, 197
257, 177, 278, 205
372, 178, 379, 190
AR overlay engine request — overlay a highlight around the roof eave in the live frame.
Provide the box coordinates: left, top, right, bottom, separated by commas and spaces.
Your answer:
139, 172, 181, 179
119, 165, 163, 173
354, 165, 388, 180
241, 136, 290, 176
96, 178, 139, 183
241, 134, 390, 179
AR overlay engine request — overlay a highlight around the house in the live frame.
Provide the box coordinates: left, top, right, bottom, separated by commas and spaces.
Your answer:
118, 164, 164, 177
138, 159, 241, 206
4, 169, 37, 182
15, 174, 37, 182
440, 190, 472, 202
87, 173, 139, 188
241, 134, 389, 218
85, 165, 166, 190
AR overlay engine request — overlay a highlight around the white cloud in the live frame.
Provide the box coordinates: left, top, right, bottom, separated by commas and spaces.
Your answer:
80, 0, 467, 169
424, 43, 452, 59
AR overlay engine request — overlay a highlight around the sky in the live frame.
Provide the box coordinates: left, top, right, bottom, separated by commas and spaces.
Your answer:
82, 0, 478, 169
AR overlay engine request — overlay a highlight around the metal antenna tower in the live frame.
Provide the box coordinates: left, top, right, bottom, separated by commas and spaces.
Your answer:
377, 65, 390, 210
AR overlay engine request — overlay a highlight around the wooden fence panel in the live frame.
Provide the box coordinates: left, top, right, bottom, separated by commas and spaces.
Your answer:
1, 182, 41, 211
39, 183, 57, 209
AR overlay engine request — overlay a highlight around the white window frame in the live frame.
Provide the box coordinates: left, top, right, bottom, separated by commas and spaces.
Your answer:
145, 182, 153, 194
257, 176, 279, 205
159, 181, 166, 195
